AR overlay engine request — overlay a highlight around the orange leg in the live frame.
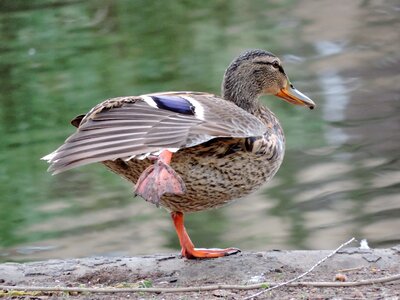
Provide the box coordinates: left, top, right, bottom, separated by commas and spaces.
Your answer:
171, 212, 241, 259
157, 150, 173, 164
135, 150, 186, 206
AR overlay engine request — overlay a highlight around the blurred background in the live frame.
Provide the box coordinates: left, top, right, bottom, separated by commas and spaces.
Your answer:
0, 0, 399, 262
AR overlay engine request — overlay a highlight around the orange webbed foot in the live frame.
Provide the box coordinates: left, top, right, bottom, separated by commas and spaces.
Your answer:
135, 151, 186, 206
182, 247, 241, 259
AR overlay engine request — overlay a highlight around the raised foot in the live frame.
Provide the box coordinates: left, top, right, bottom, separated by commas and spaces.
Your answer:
135, 159, 186, 206
182, 247, 241, 259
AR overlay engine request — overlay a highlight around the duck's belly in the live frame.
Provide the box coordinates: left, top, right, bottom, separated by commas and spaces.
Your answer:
102, 138, 284, 213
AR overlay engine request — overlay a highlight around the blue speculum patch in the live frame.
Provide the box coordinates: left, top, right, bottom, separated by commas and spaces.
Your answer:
150, 96, 195, 115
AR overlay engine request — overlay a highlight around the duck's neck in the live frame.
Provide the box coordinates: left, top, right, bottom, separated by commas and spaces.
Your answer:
221, 75, 261, 114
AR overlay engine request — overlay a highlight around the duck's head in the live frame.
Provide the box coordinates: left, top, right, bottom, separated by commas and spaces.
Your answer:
222, 49, 315, 112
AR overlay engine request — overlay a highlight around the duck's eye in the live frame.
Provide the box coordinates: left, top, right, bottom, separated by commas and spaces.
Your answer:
272, 61, 280, 69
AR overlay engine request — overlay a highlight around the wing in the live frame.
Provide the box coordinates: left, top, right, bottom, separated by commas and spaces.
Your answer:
42, 91, 267, 174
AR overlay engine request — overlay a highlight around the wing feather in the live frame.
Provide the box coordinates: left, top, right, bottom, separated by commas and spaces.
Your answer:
43, 92, 267, 174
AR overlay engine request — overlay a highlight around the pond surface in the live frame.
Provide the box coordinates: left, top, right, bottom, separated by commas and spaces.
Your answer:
0, 0, 399, 262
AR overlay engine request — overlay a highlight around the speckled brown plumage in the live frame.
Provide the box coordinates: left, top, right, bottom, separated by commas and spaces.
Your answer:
102, 105, 284, 212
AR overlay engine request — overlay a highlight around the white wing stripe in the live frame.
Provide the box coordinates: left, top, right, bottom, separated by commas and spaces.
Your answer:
181, 95, 205, 120
140, 95, 159, 109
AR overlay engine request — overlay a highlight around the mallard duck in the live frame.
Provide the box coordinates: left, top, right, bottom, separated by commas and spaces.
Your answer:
42, 49, 315, 259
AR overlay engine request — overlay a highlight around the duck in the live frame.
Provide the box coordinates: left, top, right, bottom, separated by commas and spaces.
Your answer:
42, 49, 315, 259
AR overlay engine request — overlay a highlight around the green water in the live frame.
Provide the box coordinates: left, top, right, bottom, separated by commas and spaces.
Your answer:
0, 0, 399, 262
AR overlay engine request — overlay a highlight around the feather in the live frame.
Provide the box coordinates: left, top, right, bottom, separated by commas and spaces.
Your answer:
43, 92, 268, 174
151, 95, 195, 115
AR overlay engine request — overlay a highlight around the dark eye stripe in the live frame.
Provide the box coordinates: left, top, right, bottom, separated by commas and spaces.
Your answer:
254, 61, 286, 75
277, 65, 285, 75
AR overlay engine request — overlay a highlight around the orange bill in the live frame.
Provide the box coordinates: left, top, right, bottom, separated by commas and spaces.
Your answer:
275, 82, 315, 109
